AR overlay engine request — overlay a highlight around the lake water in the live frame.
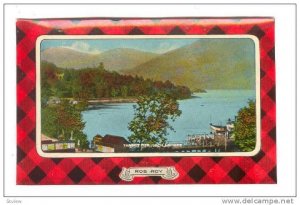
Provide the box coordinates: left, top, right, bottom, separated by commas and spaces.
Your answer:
82, 90, 255, 143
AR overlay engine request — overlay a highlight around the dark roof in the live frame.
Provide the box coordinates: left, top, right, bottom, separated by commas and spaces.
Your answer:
102, 135, 129, 145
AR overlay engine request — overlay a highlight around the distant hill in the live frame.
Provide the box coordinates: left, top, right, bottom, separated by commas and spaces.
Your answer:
125, 39, 256, 91
41, 47, 158, 71
42, 39, 256, 91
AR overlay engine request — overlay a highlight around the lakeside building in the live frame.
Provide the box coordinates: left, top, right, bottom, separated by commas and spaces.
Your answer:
47, 96, 61, 105
41, 134, 76, 152
210, 118, 235, 139
92, 134, 129, 153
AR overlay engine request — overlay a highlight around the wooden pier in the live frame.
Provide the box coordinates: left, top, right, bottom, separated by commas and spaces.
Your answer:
120, 134, 235, 153
159, 144, 226, 153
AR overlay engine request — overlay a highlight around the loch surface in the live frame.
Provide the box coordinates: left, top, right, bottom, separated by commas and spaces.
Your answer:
82, 90, 256, 143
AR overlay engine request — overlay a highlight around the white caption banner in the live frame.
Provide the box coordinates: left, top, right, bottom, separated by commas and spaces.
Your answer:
119, 166, 179, 181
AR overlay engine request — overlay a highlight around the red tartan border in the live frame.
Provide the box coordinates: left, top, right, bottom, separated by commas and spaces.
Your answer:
16, 18, 276, 184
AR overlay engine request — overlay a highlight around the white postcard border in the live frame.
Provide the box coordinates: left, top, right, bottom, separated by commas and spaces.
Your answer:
36, 35, 261, 158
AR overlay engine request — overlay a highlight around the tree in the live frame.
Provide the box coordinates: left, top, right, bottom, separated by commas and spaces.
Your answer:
97, 62, 104, 70
55, 100, 85, 140
72, 131, 90, 150
128, 94, 181, 151
233, 100, 256, 152
41, 100, 88, 150
41, 105, 59, 138
40, 61, 192, 100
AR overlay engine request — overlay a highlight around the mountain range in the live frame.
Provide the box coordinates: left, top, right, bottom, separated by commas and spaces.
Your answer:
41, 47, 158, 72
41, 39, 256, 91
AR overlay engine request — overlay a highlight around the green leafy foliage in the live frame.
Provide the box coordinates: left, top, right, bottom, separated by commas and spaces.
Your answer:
41, 61, 191, 101
40, 61, 190, 151
128, 94, 181, 151
41, 100, 88, 149
233, 100, 256, 152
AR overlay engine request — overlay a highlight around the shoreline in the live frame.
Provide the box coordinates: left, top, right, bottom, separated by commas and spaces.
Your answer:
88, 98, 138, 104
86, 94, 197, 104
82, 89, 254, 105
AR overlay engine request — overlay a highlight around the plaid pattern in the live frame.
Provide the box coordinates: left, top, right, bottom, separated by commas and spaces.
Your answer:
16, 18, 276, 184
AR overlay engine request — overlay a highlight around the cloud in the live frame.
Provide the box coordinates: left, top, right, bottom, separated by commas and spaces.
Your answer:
66, 41, 101, 54
155, 42, 182, 54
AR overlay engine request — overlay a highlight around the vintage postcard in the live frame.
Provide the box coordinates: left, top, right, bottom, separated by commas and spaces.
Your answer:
36, 35, 260, 157
17, 18, 276, 184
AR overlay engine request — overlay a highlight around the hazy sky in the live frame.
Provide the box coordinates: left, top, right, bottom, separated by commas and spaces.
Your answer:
41, 38, 199, 54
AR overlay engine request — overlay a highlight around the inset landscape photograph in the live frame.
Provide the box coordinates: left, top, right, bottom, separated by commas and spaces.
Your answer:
37, 36, 259, 156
